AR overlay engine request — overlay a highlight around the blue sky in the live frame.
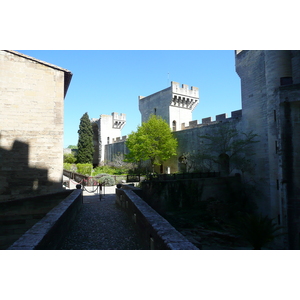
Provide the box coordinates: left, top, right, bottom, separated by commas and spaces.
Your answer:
17, 50, 242, 148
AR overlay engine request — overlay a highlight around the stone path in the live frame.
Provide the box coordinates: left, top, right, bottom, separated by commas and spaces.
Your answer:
59, 185, 143, 250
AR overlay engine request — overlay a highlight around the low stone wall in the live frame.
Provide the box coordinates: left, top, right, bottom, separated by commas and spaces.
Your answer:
0, 190, 74, 249
140, 176, 242, 215
116, 186, 198, 250
7, 189, 82, 250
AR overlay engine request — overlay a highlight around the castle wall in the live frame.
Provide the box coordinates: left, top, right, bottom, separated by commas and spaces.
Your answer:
104, 137, 129, 162
105, 110, 243, 174
235, 51, 273, 215
162, 112, 243, 173
279, 84, 300, 249
236, 50, 300, 249
0, 50, 72, 201
139, 87, 172, 124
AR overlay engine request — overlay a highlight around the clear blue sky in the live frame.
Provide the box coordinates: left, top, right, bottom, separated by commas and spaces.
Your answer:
17, 50, 241, 148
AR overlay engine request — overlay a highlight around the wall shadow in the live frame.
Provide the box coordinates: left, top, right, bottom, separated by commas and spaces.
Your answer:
0, 136, 61, 201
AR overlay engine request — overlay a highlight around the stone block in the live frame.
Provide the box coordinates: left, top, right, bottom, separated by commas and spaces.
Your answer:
202, 117, 212, 124
216, 113, 227, 121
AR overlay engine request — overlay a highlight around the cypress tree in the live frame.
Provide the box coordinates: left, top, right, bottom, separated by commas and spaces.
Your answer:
77, 112, 94, 164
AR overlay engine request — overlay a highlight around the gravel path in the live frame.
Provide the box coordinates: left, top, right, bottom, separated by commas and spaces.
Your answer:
59, 186, 143, 250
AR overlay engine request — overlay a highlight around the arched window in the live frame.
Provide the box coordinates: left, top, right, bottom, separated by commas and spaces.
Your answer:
154, 108, 157, 115
172, 120, 176, 131
218, 153, 229, 175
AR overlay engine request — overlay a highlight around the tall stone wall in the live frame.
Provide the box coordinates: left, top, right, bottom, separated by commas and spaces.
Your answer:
236, 50, 300, 249
0, 50, 72, 201
104, 138, 129, 162
279, 84, 300, 249
235, 51, 273, 215
139, 87, 173, 124
159, 111, 244, 174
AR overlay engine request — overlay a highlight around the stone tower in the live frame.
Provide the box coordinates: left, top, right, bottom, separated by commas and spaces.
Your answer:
139, 81, 199, 131
91, 112, 126, 165
236, 50, 300, 249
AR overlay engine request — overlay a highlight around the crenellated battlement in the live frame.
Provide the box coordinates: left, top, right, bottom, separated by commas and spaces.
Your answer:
112, 112, 126, 129
112, 135, 128, 143
180, 109, 242, 130
112, 112, 126, 121
171, 81, 199, 98
170, 81, 199, 111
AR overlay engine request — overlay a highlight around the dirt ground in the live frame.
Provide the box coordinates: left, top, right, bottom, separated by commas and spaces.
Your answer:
163, 210, 252, 250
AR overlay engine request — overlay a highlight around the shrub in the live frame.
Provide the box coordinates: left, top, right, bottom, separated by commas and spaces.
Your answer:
77, 163, 93, 176
232, 213, 284, 249
98, 176, 115, 186
92, 165, 129, 176
63, 163, 77, 172
64, 163, 71, 170
64, 153, 76, 164
92, 166, 114, 176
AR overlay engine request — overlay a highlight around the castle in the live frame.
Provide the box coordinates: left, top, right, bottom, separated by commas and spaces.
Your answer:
139, 81, 199, 131
1, 50, 299, 249
95, 50, 300, 249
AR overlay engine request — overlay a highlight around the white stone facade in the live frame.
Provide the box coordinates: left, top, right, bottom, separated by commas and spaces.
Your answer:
91, 112, 126, 164
139, 81, 199, 131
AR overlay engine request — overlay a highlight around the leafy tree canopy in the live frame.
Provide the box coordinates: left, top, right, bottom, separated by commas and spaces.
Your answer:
125, 115, 178, 171
77, 112, 94, 164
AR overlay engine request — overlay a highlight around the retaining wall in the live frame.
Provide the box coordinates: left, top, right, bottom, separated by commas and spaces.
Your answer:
116, 186, 198, 250
0, 190, 74, 249
140, 176, 242, 215
7, 189, 82, 250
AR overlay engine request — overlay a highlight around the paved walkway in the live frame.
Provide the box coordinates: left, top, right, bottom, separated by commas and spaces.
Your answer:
59, 180, 143, 250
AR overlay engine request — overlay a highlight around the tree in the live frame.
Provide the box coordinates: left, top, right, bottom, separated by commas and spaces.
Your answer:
125, 115, 178, 172
77, 112, 94, 164
67, 145, 78, 149
187, 124, 259, 175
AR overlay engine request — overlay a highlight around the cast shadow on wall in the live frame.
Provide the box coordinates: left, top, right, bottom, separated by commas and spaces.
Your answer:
0, 136, 59, 201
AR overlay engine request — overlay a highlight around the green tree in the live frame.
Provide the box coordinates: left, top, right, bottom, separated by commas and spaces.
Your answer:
125, 115, 178, 172
77, 112, 94, 164
67, 145, 78, 149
